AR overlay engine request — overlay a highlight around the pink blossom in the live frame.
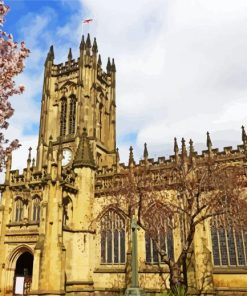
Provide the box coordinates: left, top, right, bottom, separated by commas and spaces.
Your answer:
0, 0, 29, 171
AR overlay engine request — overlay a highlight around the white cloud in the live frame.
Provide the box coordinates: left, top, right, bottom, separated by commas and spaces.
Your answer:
7, 0, 247, 172
78, 0, 247, 162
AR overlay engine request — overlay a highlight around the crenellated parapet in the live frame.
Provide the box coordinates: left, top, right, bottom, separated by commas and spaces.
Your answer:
95, 127, 247, 195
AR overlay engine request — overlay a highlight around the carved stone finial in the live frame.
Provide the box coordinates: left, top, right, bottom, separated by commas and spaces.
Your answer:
28, 147, 32, 161
106, 57, 111, 73
80, 35, 85, 51
242, 125, 247, 144
128, 146, 135, 167
181, 138, 187, 161
32, 158, 35, 167
111, 58, 116, 72
68, 48, 72, 61
97, 54, 102, 66
86, 33, 91, 48
92, 37, 98, 54
143, 143, 148, 161
45, 45, 54, 64
206, 131, 212, 151
174, 137, 179, 154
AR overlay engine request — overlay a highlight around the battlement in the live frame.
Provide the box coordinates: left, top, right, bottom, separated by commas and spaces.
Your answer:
45, 34, 115, 85
95, 128, 247, 194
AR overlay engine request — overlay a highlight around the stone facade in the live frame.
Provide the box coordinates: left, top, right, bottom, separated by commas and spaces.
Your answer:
0, 35, 247, 296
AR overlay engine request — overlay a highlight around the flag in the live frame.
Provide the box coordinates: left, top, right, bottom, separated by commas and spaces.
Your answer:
83, 19, 93, 24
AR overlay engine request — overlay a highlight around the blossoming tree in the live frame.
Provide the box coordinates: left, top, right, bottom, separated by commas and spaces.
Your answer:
0, 0, 29, 171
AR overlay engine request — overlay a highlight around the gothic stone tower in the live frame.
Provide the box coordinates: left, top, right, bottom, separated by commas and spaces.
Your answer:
37, 34, 117, 169
0, 34, 117, 296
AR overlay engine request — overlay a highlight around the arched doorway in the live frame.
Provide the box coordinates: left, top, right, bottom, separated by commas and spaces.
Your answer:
14, 252, 33, 295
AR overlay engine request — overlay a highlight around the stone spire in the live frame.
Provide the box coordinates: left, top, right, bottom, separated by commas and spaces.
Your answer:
27, 147, 32, 163
80, 35, 85, 51
206, 131, 212, 152
111, 58, 116, 72
92, 37, 98, 54
97, 54, 102, 67
68, 48, 72, 61
143, 143, 148, 162
174, 137, 179, 163
73, 128, 96, 169
106, 57, 111, 73
128, 146, 135, 167
242, 125, 247, 144
45, 45, 54, 64
181, 138, 187, 161
86, 33, 91, 49
189, 139, 195, 166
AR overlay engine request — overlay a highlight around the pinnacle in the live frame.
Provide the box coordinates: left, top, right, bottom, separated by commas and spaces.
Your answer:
73, 128, 96, 169
242, 125, 246, 143
181, 138, 187, 158
174, 137, 179, 154
92, 37, 98, 53
68, 48, 73, 60
111, 58, 116, 72
86, 33, 91, 48
97, 54, 102, 66
128, 146, 135, 167
80, 35, 85, 50
143, 143, 148, 160
106, 57, 111, 73
206, 131, 212, 151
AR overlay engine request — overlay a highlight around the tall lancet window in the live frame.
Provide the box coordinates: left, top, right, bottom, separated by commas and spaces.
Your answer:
15, 198, 24, 222
60, 97, 67, 136
69, 95, 76, 134
101, 209, 126, 264
32, 196, 41, 222
211, 218, 247, 266
144, 203, 174, 264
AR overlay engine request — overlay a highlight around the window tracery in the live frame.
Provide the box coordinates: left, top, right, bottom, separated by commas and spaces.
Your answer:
100, 209, 125, 264
32, 196, 41, 222
60, 97, 67, 136
69, 95, 76, 134
144, 203, 174, 264
15, 198, 24, 222
211, 219, 247, 266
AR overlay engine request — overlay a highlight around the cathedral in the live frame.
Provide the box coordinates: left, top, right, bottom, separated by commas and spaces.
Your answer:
0, 34, 247, 296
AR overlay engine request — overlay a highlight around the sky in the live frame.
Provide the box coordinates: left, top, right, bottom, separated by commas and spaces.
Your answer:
4, 0, 247, 173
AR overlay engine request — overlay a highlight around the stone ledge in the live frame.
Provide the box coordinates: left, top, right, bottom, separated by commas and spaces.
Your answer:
213, 267, 247, 274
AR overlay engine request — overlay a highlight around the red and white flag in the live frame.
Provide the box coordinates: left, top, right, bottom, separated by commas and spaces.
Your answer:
83, 19, 93, 24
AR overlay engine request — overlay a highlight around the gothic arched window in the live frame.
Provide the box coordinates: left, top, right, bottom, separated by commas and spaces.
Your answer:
60, 97, 67, 136
69, 95, 76, 134
32, 196, 41, 222
101, 209, 125, 264
211, 219, 247, 266
144, 204, 174, 264
145, 222, 174, 264
15, 198, 23, 222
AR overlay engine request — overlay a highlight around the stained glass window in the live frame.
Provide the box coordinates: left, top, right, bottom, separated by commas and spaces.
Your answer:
101, 210, 125, 264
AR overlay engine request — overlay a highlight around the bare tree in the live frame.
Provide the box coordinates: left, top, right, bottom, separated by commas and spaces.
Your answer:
99, 138, 247, 295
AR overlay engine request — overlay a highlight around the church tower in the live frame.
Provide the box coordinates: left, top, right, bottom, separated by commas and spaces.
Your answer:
36, 34, 117, 170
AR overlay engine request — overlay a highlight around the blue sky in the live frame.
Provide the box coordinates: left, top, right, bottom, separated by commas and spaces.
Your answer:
5, 0, 247, 170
